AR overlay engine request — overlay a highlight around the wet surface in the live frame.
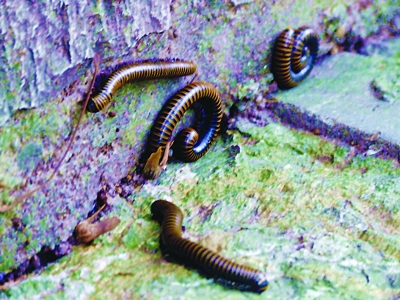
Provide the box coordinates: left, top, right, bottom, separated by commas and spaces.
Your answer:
1, 1, 399, 298
272, 38, 400, 148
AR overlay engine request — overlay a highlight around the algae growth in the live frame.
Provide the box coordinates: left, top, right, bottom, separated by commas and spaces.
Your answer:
275, 37, 400, 147
2, 0, 399, 278
1, 0, 399, 297
2, 120, 399, 299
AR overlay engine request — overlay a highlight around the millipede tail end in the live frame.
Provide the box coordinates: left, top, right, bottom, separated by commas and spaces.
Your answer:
151, 200, 269, 293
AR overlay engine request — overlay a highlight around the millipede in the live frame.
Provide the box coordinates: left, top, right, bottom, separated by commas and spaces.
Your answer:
144, 81, 223, 178
271, 26, 319, 89
151, 200, 269, 292
88, 60, 197, 113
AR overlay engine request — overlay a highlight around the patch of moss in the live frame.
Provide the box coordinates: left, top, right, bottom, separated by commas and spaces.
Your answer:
2, 0, 400, 298
16, 143, 43, 174
4, 121, 400, 299
372, 43, 400, 103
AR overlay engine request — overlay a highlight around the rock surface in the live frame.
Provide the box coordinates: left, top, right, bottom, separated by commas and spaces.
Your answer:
0, 0, 172, 125
0, 1, 399, 296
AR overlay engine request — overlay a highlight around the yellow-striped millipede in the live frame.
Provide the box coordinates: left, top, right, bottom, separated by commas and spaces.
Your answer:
271, 26, 319, 89
87, 60, 197, 112
144, 81, 223, 179
151, 200, 269, 292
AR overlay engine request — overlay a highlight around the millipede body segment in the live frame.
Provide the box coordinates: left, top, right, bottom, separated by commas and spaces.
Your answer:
151, 200, 269, 292
88, 60, 197, 112
272, 26, 319, 89
146, 81, 223, 164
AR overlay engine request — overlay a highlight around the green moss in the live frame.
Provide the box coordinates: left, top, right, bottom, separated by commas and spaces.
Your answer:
372, 46, 400, 102
0, 253, 16, 278
2, 0, 400, 298
198, 39, 213, 56
0, 221, 6, 236
0, 100, 73, 210
4, 120, 400, 298
16, 142, 43, 173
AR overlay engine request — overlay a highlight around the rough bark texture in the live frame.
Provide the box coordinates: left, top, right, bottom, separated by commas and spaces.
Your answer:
0, 0, 172, 125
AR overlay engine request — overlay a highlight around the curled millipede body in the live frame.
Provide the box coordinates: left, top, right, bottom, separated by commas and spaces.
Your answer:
145, 81, 222, 171
272, 26, 319, 89
88, 60, 197, 112
151, 200, 269, 292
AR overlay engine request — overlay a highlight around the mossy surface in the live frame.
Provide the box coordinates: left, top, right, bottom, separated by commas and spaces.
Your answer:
0, 74, 192, 273
2, 121, 399, 299
276, 37, 400, 145
1, 0, 399, 298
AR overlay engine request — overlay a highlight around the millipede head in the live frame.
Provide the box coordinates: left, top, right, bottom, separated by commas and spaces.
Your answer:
254, 273, 269, 292
151, 200, 181, 223
87, 100, 99, 113
151, 200, 168, 222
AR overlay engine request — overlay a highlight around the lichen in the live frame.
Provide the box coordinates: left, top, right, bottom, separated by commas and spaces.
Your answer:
3, 119, 399, 298
1, 0, 400, 298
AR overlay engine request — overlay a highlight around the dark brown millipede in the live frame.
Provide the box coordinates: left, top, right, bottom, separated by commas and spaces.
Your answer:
88, 60, 197, 112
151, 200, 269, 292
271, 26, 319, 89
144, 81, 223, 178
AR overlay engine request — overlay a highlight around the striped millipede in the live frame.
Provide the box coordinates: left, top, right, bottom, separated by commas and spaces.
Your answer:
272, 26, 319, 89
151, 200, 269, 292
144, 81, 223, 178
87, 60, 197, 112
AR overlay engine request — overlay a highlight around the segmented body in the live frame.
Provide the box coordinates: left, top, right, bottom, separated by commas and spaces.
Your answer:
151, 200, 269, 292
272, 26, 319, 89
88, 61, 197, 112
147, 81, 223, 163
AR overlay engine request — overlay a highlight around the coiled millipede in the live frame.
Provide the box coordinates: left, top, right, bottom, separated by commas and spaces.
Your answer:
87, 60, 197, 112
271, 26, 319, 89
144, 81, 223, 178
151, 200, 269, 292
